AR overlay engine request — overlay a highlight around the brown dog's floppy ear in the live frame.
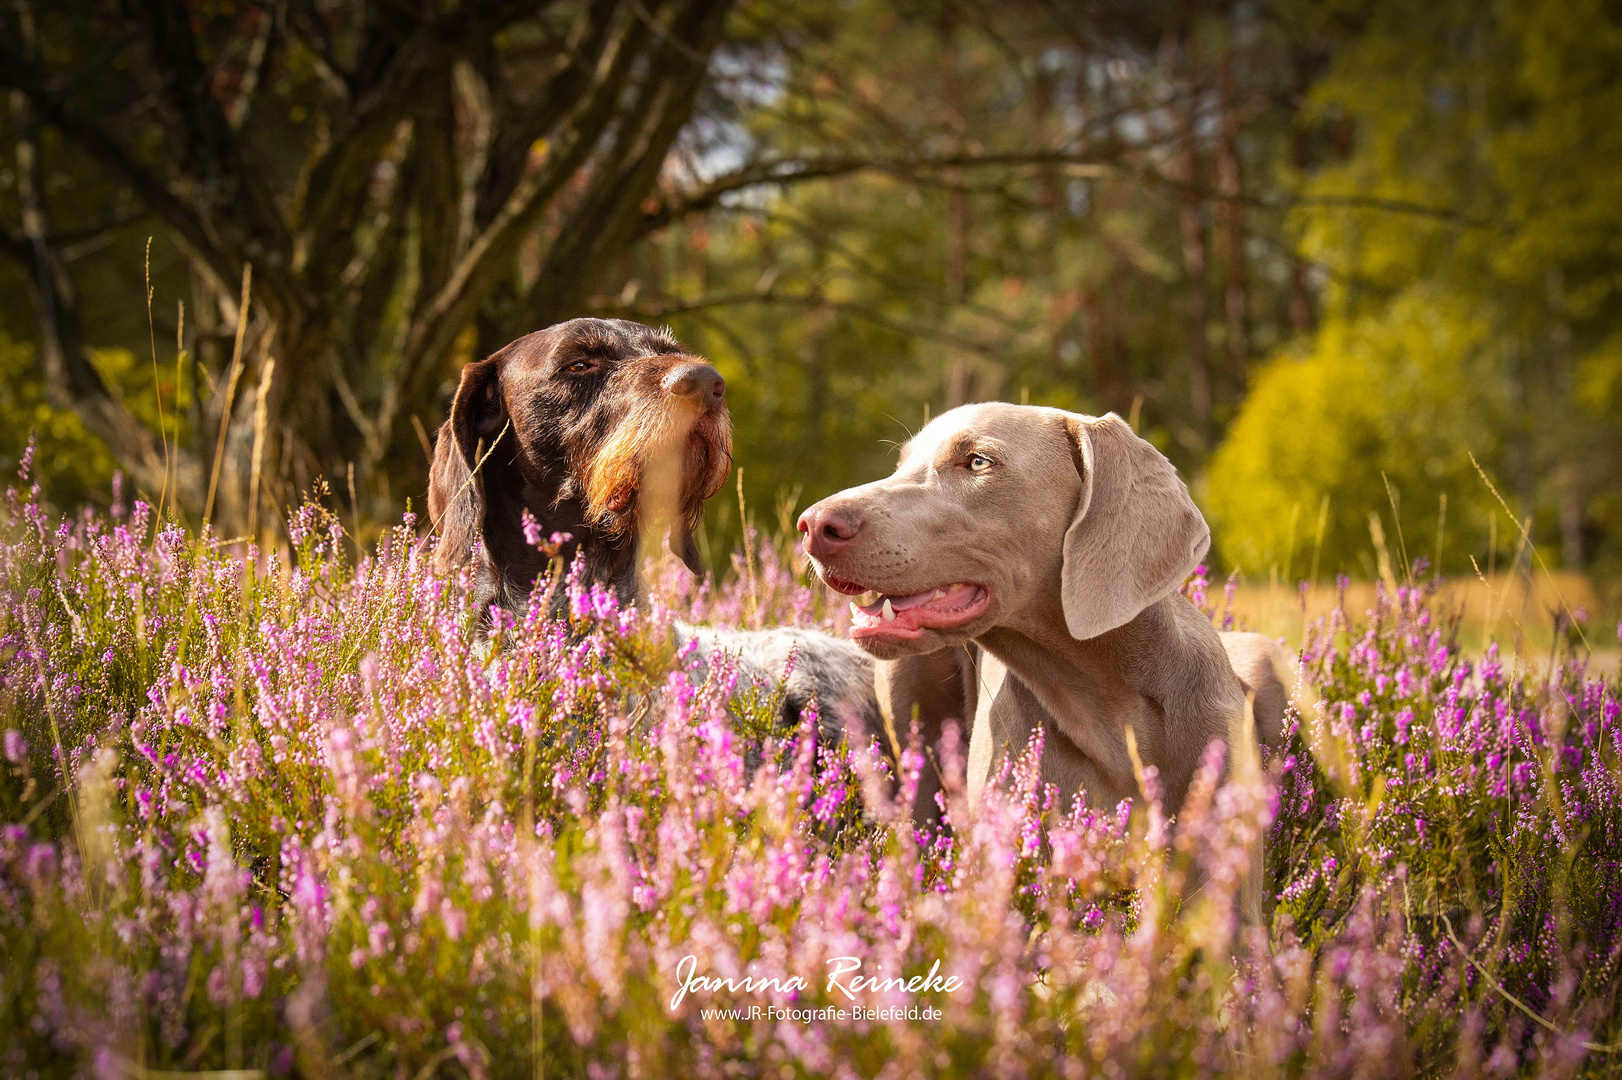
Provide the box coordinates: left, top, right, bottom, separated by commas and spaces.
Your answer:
1060, 412, 1209, 640
427, 357, 506, 573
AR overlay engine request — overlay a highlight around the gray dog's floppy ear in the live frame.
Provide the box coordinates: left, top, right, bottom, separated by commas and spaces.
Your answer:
1059, 412, 1209, 640
428, 356, 506, 573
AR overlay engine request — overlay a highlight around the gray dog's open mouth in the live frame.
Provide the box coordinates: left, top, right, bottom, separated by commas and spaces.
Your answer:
823, 578, 990, 641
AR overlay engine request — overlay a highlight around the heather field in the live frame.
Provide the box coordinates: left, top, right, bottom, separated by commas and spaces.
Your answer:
2, 462, 1620, 1080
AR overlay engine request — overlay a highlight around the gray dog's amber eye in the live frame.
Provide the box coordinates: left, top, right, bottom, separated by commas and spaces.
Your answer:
967, 453, 993, 472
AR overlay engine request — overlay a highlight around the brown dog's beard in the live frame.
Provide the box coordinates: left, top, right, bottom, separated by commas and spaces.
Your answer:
678, 411, 732, 529
581, 396, 732, 542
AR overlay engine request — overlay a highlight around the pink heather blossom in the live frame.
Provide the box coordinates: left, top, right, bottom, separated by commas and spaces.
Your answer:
0, 483, 1616, 1075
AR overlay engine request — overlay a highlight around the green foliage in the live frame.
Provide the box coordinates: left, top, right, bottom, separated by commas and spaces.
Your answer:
1212, 0, 1622, 577
1208, 291, 1500, 578
0, 333, 115, 507
0, 328, 198, 514
3, 0, 1618, 578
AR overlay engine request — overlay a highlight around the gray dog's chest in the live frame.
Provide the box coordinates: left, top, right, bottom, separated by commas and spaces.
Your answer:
967, 648, 1152, 811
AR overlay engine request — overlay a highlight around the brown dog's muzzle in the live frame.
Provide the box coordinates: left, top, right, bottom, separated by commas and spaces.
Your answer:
583, 355, 733, 540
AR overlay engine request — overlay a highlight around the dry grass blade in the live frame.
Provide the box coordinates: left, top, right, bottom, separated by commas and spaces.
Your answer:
426, 419, 511, 535
1439, 913, 1620, 1054
116, 1064, 264, 1080
246, 355, 276, 541
1469, 452, 1589, 651
1367, 512, 1399, 596
144, 237, 171, 523
204, 264, 253, 528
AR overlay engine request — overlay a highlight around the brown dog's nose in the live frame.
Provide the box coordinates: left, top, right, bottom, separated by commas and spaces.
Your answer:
797, 503, 862, 558
662, 361, 725, 408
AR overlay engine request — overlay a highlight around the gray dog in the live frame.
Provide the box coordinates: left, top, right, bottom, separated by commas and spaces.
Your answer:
798, 403, 1294, 915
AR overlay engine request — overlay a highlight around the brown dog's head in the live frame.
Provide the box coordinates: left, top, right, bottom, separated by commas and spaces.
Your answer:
796, 403, 1207, 660
428, 318, 732, 616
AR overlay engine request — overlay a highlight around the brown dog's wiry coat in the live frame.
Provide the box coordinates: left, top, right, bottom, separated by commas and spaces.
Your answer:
428, 318, 884, 744
429, 318, 731, 620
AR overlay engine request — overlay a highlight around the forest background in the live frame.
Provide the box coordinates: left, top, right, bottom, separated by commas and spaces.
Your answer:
1, 0, 1618, 600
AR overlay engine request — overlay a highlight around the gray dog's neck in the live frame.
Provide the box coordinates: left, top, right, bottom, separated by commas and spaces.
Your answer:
973, 595, 1197, 806
976, 586, 1145, 683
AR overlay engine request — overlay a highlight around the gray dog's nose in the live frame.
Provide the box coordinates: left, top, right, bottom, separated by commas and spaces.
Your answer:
797, 503, 862, 558
662, 361, 725, 407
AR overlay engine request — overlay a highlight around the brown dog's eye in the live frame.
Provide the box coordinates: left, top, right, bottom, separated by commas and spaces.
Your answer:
967, 453, 993, 472
563, 360, 596, 375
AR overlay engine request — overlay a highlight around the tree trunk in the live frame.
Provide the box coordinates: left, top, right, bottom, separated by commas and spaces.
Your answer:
940, 8, 974, 410
11, 83, 201, 506
1288, 45, 1315, 335
1547, 268, 1584, 569
1031, 63, 1066, 380
1175, 8, 1213, 449
1216, 2, 1248, 386
802, 304, 833, 458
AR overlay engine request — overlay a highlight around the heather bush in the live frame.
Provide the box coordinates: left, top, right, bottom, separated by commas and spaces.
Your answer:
1, 456, 1618, 1078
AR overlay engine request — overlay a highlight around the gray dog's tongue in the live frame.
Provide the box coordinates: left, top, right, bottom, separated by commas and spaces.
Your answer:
849, 582, 985, 635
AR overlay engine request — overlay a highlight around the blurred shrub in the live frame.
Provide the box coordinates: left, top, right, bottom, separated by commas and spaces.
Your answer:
1207, 291, 1500, 580
0, 333, 116, 509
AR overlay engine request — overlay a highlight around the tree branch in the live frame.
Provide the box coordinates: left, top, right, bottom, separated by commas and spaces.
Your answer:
592, 287, 1007, 357
474, 0, 625, 227
0, 36, 237, 290
126, 0, 292, 279
393, 7, 660, 397
634, 147, 1132, 235
519, 0, 734, 323
298, 0, 554, 272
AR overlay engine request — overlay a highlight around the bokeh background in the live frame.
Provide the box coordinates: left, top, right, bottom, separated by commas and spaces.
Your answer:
2, 0, 1617, 626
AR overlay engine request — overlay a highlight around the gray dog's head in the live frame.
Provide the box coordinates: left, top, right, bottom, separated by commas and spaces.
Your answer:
797, 403, 1209, 659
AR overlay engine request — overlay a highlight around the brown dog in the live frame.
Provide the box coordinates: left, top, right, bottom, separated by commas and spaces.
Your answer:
797, 403, 1291, 822
428, 318, 885, 746
428, 318, 731, 619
